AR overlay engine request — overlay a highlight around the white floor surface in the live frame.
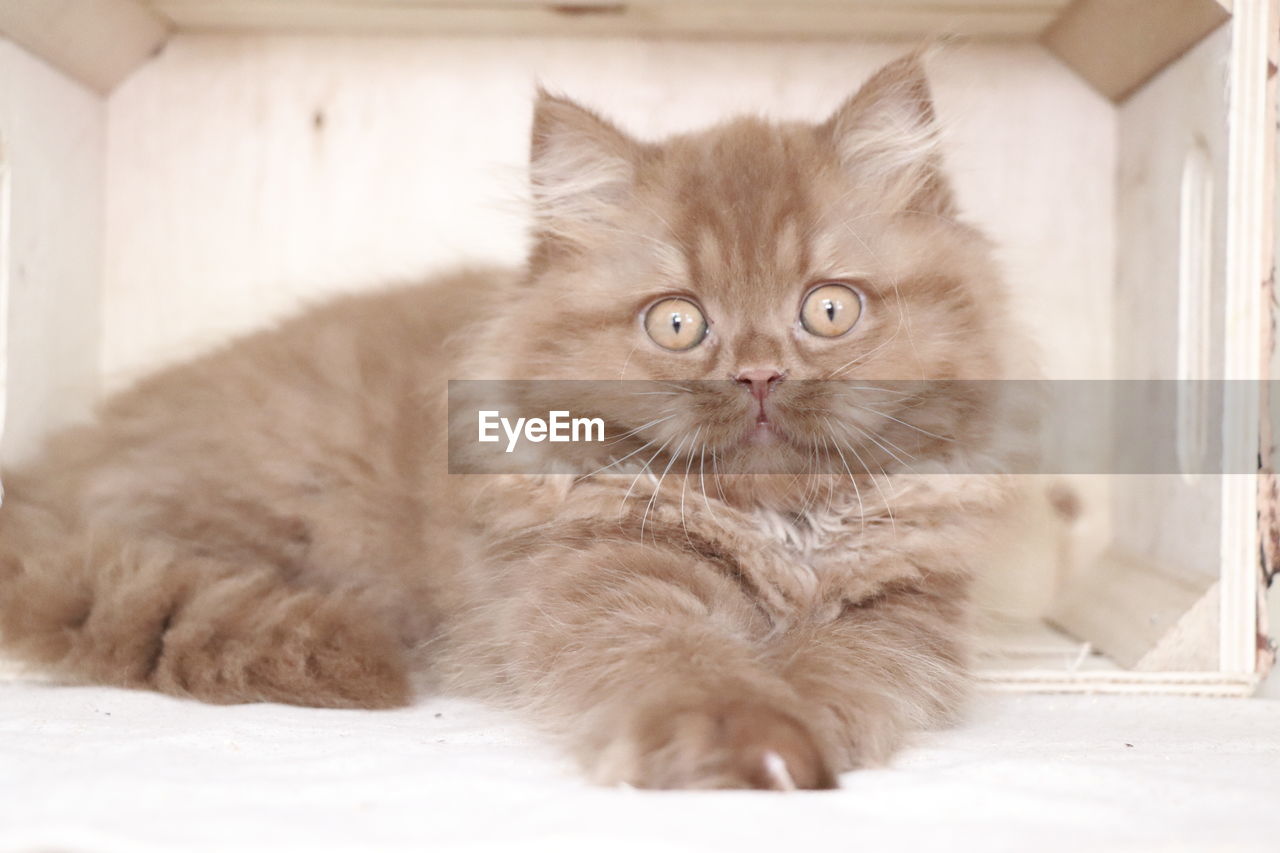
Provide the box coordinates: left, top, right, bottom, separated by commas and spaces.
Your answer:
1, 684, 1277, 853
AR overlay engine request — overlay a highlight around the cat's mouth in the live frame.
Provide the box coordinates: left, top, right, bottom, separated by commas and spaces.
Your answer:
745, 405, 782, 446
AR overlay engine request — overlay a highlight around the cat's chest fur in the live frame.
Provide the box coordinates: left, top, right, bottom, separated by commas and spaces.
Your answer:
483, 474, 909, 622
750, 504, 866, 563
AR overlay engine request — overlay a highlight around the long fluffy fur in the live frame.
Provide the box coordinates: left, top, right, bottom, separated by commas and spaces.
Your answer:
0, 56, 1021, 789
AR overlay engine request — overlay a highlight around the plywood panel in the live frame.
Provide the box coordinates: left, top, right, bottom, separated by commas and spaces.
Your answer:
1049, 550, 1218, 670
102, 35, 1115, 389
147, 0, 1070, 39
0, 39, 104, 467
0, 0, 169, 95
1109, 28, 1232, 587
1042, 0, 1231, 102
0, 125, 9, 489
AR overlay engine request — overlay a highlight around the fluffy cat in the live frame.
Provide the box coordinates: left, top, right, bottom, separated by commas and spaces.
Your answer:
0, 55, 1019, 790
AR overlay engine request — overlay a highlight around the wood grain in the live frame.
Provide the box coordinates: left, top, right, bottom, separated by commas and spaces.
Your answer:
146, 0, 1070, 40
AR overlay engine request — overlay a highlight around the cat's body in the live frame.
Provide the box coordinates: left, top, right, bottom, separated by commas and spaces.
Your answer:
0, 56, 1020, 789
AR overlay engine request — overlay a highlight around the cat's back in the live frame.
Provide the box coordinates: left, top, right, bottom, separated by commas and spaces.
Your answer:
13, 267, 518, 510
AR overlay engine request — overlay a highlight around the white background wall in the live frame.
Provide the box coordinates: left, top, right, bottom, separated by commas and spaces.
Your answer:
101, 34, 1115, 390
0, 38, 103, 467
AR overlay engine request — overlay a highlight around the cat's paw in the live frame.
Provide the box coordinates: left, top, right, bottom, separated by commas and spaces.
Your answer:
150, 583, 412, 710
595, 697, 837, 790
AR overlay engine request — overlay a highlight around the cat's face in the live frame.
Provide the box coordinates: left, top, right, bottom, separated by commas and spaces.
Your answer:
498, 56, 1012, 487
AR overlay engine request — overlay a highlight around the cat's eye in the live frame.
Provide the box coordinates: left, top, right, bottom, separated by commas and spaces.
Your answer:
800, 283, 862, 338
644, 298, 708, 351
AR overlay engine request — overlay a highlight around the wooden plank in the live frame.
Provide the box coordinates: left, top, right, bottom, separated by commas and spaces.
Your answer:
1219, 0, 1279, 676
1264, 0, 1280, 688
0, 38, 106, 678
1042, 0, 1231, 102
978, 669, 1259, 695
0, 39, 105, 465
146, 0, 1068, 39
1107, 29, 1230, 626
0, 129, 9, 501
0, 0, 169, 94
1047, 549, 1219, 670
976, 619, 1121, 672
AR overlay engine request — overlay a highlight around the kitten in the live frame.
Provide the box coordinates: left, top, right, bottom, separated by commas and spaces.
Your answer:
0, 55, 1019, 790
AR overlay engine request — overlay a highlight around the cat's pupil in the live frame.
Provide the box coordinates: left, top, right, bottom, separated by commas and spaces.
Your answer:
671, 314, 682, 334
825, 300, 837, 321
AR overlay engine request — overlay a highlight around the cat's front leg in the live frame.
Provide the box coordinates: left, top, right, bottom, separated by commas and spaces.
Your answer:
459, 540, 837, 790
767, 576, 971, 772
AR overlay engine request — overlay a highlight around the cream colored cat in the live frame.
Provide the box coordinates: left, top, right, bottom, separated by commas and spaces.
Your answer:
0, 55, 1019, 790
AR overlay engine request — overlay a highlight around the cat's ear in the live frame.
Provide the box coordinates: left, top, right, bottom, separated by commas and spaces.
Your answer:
530, 89, 638, 240
822, 54, 956, 217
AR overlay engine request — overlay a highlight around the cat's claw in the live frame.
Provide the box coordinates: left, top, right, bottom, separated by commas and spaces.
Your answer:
761, 750, 798, 791
597, 697, 838, 791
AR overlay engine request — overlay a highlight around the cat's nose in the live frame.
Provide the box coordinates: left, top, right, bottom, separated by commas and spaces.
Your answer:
735, 368, 786, 402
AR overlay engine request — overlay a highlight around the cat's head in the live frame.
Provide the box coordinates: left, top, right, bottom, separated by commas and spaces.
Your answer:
483, 55, 1016, 493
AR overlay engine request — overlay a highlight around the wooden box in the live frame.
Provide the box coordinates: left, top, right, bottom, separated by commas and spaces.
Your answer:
0, 0, 1275, 695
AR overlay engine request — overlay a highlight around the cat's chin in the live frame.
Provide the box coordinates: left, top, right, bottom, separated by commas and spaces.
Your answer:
744, 422, 782, 447
721, 433, 808, 476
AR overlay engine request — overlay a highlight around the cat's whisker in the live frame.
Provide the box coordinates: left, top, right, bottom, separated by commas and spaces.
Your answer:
842, 418, 918, 470
830, 419, 899, 538
855, 405, 954, 442
806, 446, 829, 521
822, 416, 866, 543
842, 459, 886, 537
824, 329, 904, 380
896, 207, 969, 229
655, 381, 695, 393
696, 440, 721, 525
677, 427, 702, 546
641, 432, 691, 543
617, 343, 641, 380
832, 384, 918, 397
710, 447, 728, 503
605, 412, 677, 446
621, 435, 674, 509
795, 438, 822, 522
802, 428, 831, 522
890, 280, 925, 380
577, 443, 652, 481
824, 325, 904, 379
814, 216, 924, 383
818, 434, 840, 519
827, 220, 918, 377
579, 417, 675, 479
